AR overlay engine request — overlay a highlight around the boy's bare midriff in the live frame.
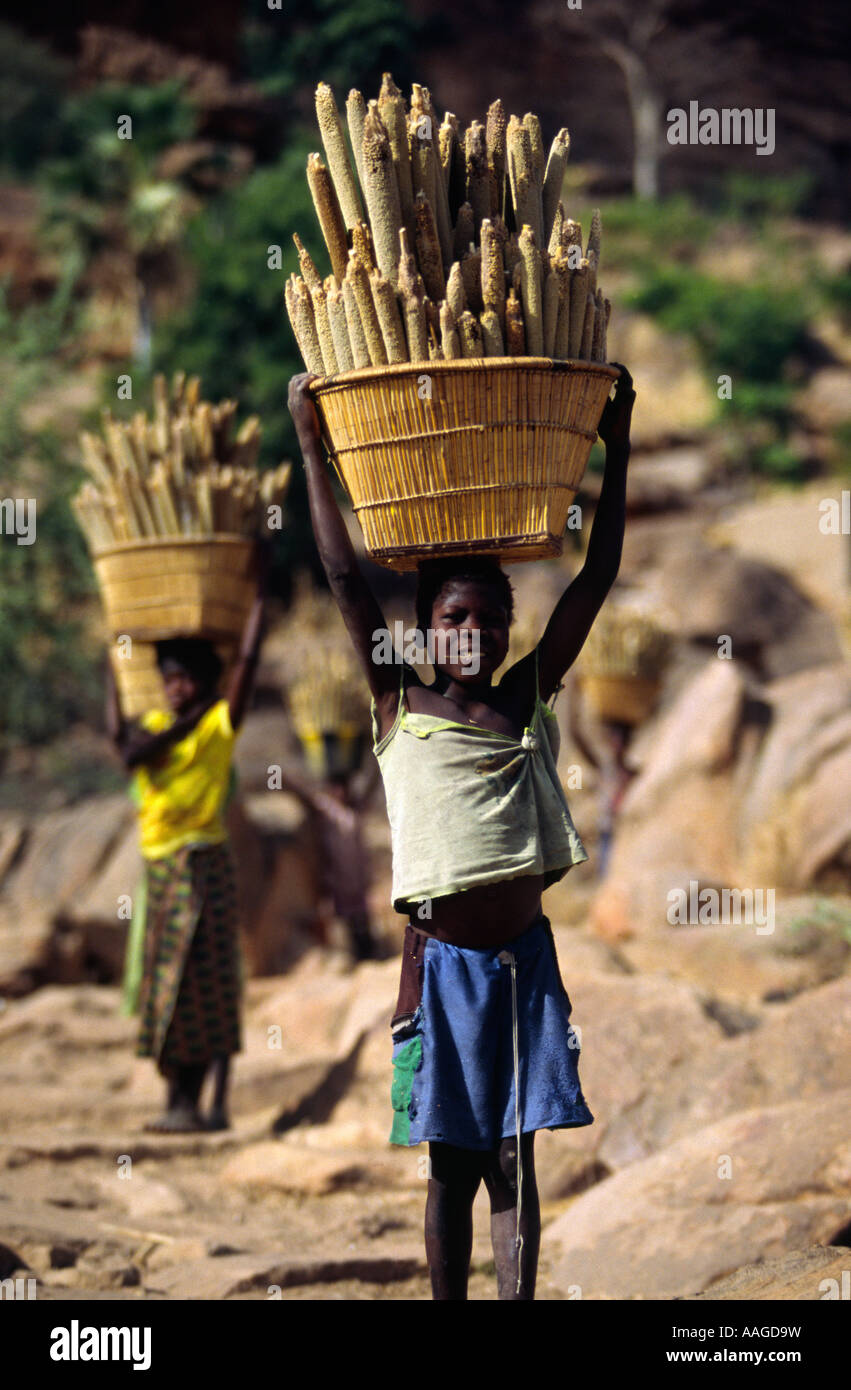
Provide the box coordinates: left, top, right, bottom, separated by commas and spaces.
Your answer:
406, 872, 547, 948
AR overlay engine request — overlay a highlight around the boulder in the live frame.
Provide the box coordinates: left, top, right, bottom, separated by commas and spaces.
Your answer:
58, 824, 142, 980
784, 744, 851, 889
219, 1137, 412, 1196
0, 910, 55, 996
618, 660, 746, 817
533, 969, 725, 1199
620, 894, 851, 1011
686, 1245, 851, 1300
599, 976, 851, 1169
546, 1090, 851, 1299
653, 543, 829, 650
626, 448, 714, 512
0, 798, 136, 991
2, 796, 134, 915
798, 367, 851, 432
591, 780, 743, 939
233, 709, 300, 794
0, 815, 25, 886
586, 662, 753, 941
740, 665, 851, 835
143, 1248, 423, 1299
739, 664, 851, 886
632, 532, 841, 678
706, 483, 850, 620
608, 313, 716, 448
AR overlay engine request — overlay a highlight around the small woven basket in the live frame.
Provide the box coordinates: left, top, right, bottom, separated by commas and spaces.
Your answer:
93, 535, 257, 643
308, 358, 619, 570
581, 674, 661, 726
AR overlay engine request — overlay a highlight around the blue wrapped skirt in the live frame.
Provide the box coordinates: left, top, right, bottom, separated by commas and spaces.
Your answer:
389, 913, 594, 1149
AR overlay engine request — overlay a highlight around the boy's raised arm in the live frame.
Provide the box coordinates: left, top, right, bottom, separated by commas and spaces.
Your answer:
288, 373, 399, 712
531, 365, 635, 701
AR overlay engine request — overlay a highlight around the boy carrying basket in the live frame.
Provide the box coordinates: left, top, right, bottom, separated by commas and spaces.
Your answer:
289, 365, 635, 1299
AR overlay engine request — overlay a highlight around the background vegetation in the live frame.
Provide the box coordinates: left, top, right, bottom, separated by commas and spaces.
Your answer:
0, 8, 847, 773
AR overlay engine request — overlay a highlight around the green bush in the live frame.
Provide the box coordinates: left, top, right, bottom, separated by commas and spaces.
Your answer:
150, 137, 323, 581
0, 283, 101, 754
0, 24, 70, 176
626, 260, 813, 479
714, 171, 816, 225
598, 194, 713, 270
628, 266, 809, 385
241, 0, 419, 104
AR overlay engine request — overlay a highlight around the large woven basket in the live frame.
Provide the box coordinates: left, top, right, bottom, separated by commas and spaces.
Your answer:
308, 358, 619, 570
93, 535, 257, 643
582, 674, 661, 726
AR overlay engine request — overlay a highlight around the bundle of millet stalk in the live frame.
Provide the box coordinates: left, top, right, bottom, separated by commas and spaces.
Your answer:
285, 75, 611, 374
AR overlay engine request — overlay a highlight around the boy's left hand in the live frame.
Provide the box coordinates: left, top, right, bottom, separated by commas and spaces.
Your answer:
597, 364, 635, 455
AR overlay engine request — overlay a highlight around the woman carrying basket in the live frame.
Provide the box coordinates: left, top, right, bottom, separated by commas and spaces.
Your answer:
289, 364, 635, 1300
107, 573, 265, 1133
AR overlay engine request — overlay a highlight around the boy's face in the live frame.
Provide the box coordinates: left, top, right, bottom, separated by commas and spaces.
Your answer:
160, 661, 204, 715
430, 580, 510, 683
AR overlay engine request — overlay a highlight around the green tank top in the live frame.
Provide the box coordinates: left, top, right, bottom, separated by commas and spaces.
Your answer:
372, 650, 588, 911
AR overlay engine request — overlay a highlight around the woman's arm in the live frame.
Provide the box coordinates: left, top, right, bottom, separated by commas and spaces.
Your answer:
505, 365, 635, 703
288, 373, 399, 718
227, 547, 268, 731
105, 657, 124, 747
565, 670, 602, 772
273, 763, 323, 812
119, 699, 217, 770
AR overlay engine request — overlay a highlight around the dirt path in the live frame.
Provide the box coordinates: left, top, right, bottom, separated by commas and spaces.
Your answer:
0, 980, 573, 1301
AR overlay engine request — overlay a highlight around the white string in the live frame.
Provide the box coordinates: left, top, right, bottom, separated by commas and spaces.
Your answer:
499, 948, 524, 1295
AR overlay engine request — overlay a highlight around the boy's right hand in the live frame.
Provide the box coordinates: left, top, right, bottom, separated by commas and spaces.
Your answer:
288, 373, 322, 448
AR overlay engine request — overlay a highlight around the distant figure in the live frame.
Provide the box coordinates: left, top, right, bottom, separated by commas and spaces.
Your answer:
107, 579, 264, 1133
275, 755, 380, 962
567, 685, 635, 879
569, 604, 671, 876
282, 646, 379, 960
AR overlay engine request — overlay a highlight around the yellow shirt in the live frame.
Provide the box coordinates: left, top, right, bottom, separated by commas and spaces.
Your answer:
133, 700, 236, 860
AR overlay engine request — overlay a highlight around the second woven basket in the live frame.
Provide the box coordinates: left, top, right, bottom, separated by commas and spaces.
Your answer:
309, 358, 619, 571
93, 535, 257, 642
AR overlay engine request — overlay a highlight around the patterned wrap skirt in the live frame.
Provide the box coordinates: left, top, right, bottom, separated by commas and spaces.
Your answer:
136, 841, 242, 1067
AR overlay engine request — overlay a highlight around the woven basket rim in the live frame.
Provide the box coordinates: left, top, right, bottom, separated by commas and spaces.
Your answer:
367, 532, 561, 567
307, 357, 621, 397
582, 673, 663, 687
92, 533, 256, 561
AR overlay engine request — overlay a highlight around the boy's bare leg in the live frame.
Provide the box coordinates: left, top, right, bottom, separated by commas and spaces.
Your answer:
206, 1056, 231, 1130
482, 1133, 540, 1300
425, 1142, 482, 1300
145, 1063, 207, 1132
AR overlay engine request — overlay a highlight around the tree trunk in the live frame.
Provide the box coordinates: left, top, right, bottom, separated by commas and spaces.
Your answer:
604, 42, 663, 199
134, 275, 153, 370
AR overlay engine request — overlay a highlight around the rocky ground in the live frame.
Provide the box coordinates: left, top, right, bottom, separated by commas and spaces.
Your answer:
2, 462, 850, 1301
2, 903, 850, 1302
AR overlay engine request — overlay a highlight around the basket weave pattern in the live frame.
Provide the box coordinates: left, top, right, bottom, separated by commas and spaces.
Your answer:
310, 358, 619, 570
110, 642, 167, 720
94, 536, 256, 643
582, 674, 661, 726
